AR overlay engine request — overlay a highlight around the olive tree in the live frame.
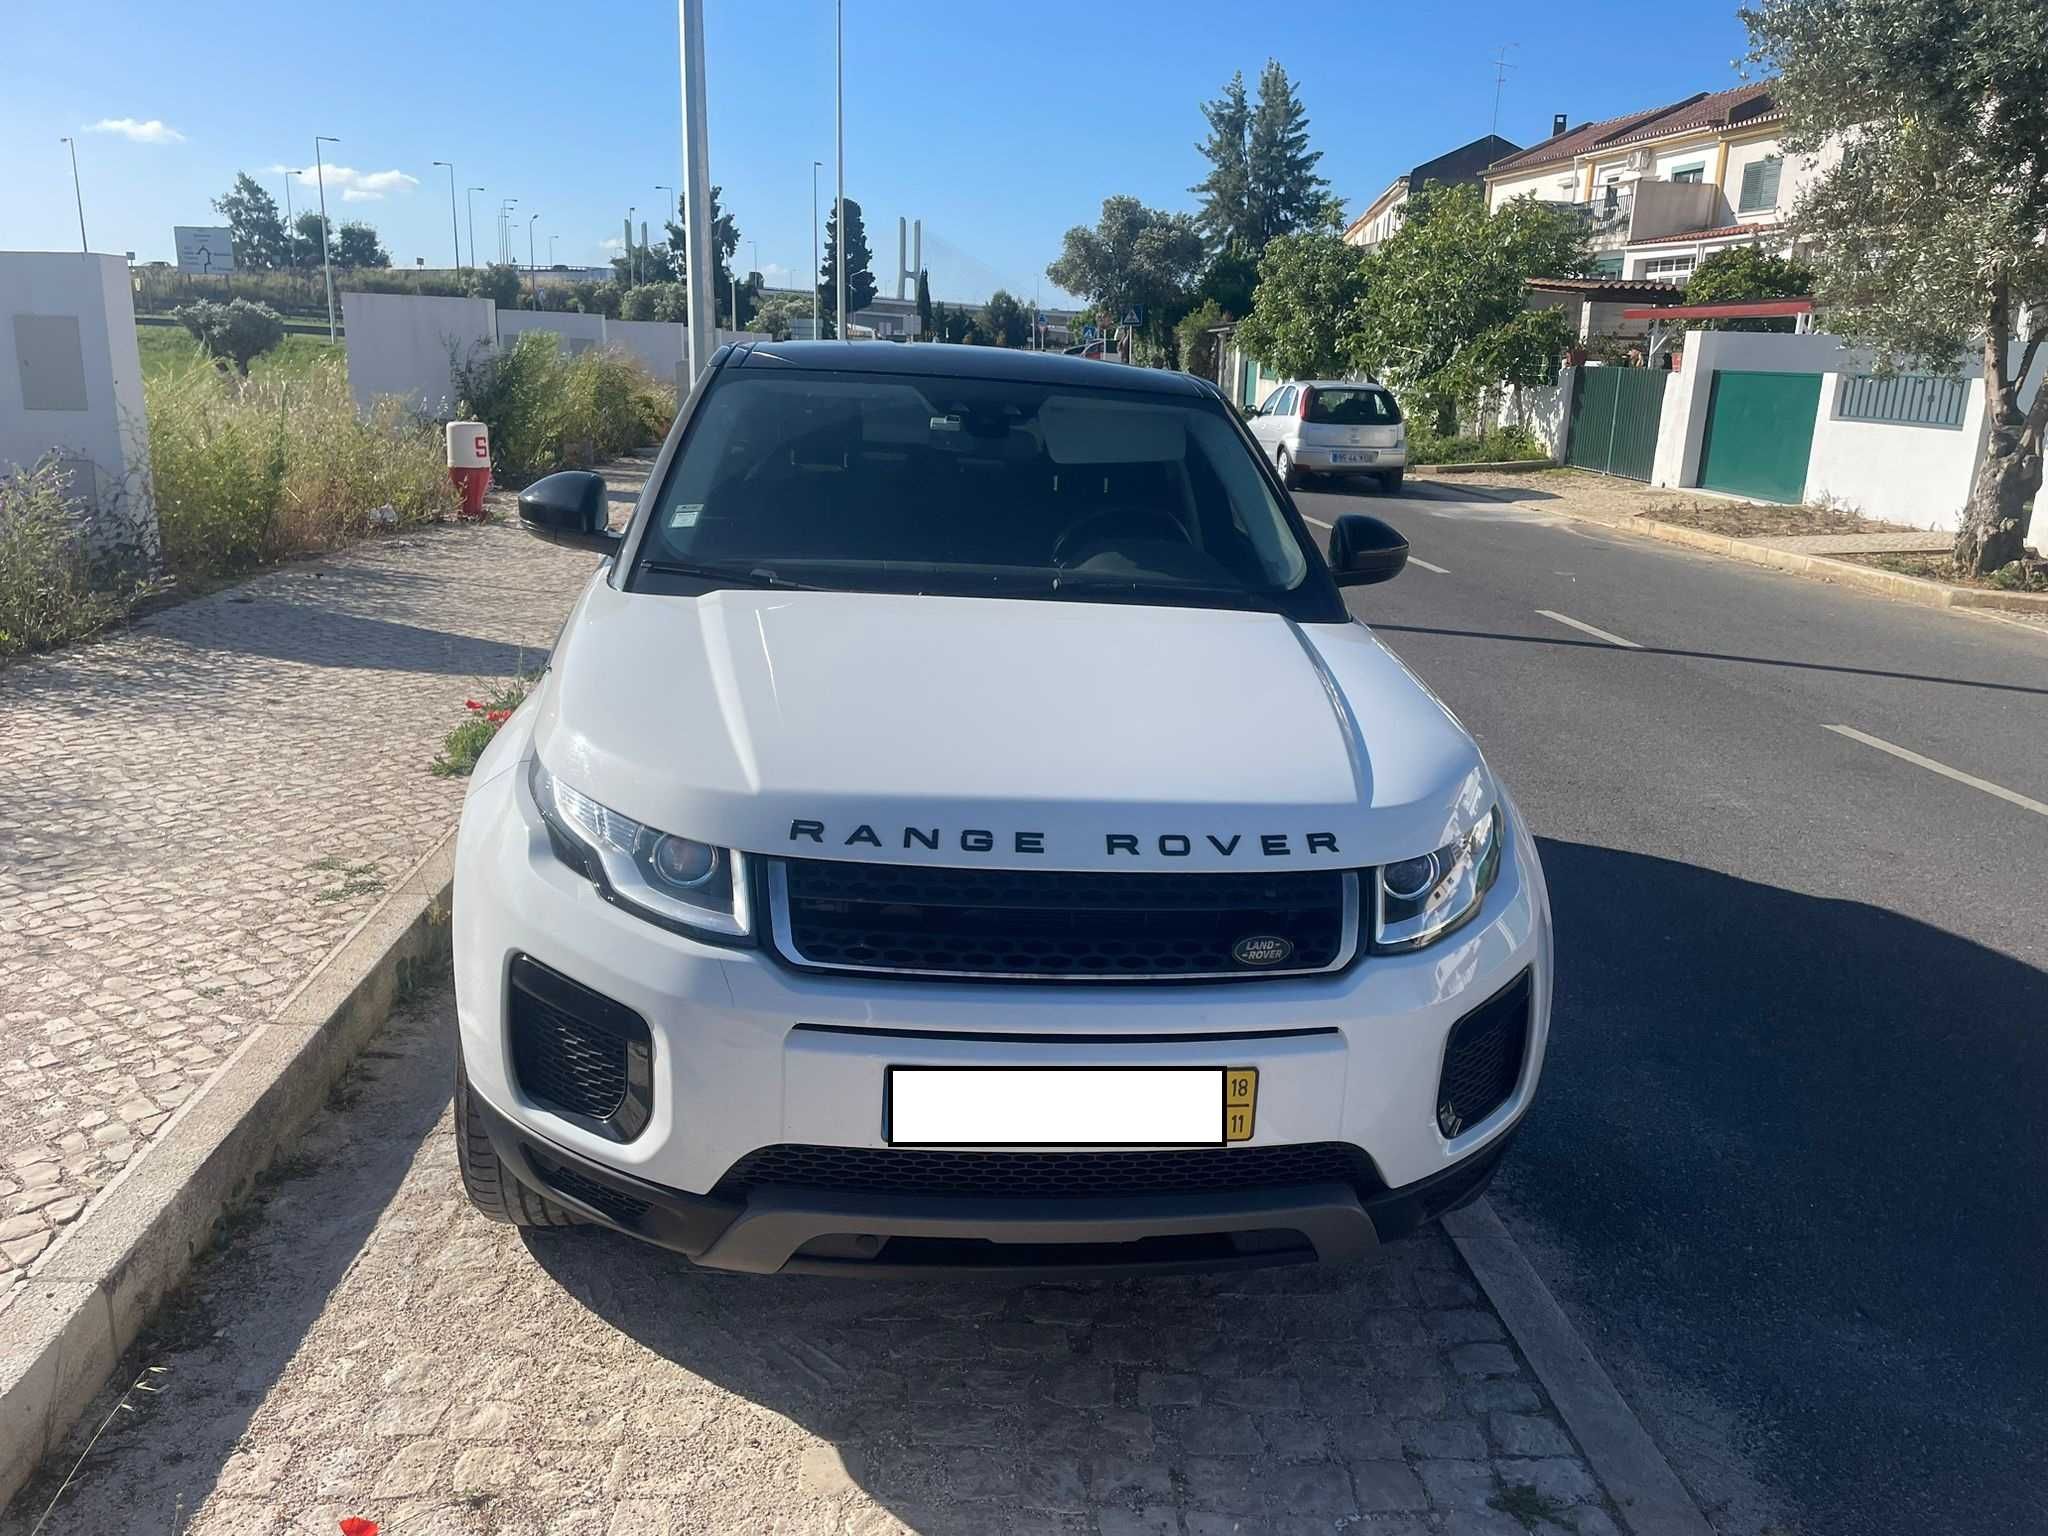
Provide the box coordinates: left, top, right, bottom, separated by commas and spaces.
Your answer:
1231, 230, 1372, 380
1743, 0, 2048, 572
174, 299, 285, 375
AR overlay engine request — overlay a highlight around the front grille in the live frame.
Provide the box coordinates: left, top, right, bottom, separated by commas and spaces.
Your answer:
507, 956, 653, 1139
773, 859, 1357, 981
717, 1142, 1382, 1201
528, 1149, 651, 1229
1437, 969, 1531, 1137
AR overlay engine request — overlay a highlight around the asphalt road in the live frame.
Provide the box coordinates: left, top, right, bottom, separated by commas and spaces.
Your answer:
1300, 474, 2048, 1536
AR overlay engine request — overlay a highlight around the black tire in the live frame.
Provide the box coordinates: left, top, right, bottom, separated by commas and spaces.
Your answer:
455, 1043, 580, 1228
1277, 446, 1302, 490
1380, 467, 1404, 494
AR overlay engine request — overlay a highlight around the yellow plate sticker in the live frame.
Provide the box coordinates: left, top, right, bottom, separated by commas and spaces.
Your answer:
1225, 1067, 1257, 1142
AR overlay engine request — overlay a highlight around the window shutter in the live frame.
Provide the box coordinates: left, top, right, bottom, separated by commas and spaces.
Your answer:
1739, 157, 1782, 213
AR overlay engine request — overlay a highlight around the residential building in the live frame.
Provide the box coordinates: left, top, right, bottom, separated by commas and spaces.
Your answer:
1344, 134, 1521, 250
1482, 84, 1833, 283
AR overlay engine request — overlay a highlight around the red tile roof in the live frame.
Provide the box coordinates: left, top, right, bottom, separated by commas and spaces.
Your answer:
1629, 221, 1766, 247
1488, 84, 1777, 177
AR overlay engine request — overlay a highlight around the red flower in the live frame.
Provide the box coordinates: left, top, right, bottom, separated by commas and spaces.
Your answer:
486, 709, 510, 724
464, 699, 484, 711
339, 1521, 380, 1536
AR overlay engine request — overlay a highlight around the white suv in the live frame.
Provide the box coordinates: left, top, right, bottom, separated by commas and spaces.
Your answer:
1248, 380, 1408, 493
451, 342, 1549, 1277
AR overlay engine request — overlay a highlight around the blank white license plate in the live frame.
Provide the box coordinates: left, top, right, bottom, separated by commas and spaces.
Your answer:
1332, 450, 1377, 464
886, 1066, 1229, 1147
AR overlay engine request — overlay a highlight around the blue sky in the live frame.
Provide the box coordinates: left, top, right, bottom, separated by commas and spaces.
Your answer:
3, 0, 1754, 306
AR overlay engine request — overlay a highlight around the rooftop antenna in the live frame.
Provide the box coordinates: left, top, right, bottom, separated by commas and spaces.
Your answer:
1489, 44, 1518, 139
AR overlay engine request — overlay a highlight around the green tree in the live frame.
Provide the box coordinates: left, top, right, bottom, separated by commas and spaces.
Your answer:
818, 198, 878, 338
915, 269, 933, 339
1232, 232, 1372, 380
213, 173, 289, 270
1197, 242, 1260, 323
1247, 60, 1329, 246
1175, 298, 1231, 381
1045, 196, 1205, 355
173, 298, 285, 375
749, 291, 809, 340
333, 222, 391, 269
292, 211, 330, 267
620, 282, 688, 322
466, 263, 525, 309
1683, 245, 1816, 330
1191, 71, 1254, 252
983, 289, 1029, 347
1352, 184, 1587, 430
1744, 0, 2048, 572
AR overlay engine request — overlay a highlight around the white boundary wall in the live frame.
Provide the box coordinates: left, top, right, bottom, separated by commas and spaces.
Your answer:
0, 251, 157, 565
1648, 329, 2045, 530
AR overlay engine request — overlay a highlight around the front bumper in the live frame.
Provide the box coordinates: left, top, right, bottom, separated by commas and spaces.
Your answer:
453, 748, 1553, 1275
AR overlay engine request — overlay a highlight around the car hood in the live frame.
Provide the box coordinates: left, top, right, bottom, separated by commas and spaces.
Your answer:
533, 584, 1492, 871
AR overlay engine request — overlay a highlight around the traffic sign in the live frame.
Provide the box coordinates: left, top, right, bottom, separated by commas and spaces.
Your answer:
1120, 306, 1144, 327
1082, 323, 1098, 341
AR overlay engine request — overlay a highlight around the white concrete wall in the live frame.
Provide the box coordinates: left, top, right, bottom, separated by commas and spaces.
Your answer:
605, 318, 684, 380
497, 309, 606, 354
1501, 370, 1571, 458
340, 290, 496, 416
0, 251, 156, 565
1487, 165, 1578, 210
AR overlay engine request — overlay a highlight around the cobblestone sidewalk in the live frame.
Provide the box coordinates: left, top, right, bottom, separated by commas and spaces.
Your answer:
6, 985, 1620, 1536
0, 463, 648, 1275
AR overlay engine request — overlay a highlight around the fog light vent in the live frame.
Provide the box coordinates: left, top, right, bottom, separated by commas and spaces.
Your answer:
1437, 969, 1531, 1138
507, 955, 653, 1140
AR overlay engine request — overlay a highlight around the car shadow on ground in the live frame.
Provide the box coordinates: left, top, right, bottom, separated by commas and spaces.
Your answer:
1307, 477, 1563, 505
1507, 837, 2048, 1536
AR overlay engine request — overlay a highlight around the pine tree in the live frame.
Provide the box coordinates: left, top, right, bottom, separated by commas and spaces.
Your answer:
915, 269, 933, 340
1247, 60, 1328, 245
818, 198, 878, 338
213, 173, 290, 270
1191, 71, 1254, 254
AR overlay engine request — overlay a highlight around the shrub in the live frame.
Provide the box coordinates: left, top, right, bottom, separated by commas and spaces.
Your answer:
175, 298, 287, 375
620, 282, 688, 322
466, 263, 525, 309
148, 360, 456, 582
453, 333, 674, 484
1406, 423, 1546, 465
0, 458, 138, 659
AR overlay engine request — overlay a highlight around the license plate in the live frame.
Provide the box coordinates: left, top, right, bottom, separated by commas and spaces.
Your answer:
886, 1066, 1258, 1147
1332, 450, 1377, 464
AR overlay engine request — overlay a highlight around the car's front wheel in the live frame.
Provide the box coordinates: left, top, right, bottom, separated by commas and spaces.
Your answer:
1277, 446, 1302, 490
455, 1043, 580, 1229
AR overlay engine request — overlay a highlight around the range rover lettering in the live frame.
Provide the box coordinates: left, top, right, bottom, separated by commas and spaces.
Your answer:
451, 341, 1552, 1276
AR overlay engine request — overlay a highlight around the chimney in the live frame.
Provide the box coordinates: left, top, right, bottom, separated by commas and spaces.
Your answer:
1553, 113, 1569, 137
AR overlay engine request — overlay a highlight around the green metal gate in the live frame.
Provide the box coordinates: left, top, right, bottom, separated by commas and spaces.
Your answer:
1696, 370, 1822, 503
1565, 366, 1670, 480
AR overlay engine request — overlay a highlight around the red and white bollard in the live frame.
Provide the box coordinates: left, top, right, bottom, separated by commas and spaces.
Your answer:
446, 420, 492, 520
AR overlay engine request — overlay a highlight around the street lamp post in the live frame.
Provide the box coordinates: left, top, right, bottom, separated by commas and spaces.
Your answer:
281, 170, 297, 267
499, 199, 517, 265
466, 187, 484, 272
314, 135, 340, 343
58, 137, 87, 252
528, 213, 540, 307
811, 160, 822, 340
433, 161, 460, 270
628, 205, 638, 286
549, 235, 558, 266
678, 0, 716, 380
654, 184, 674, 291
835, 0, 846, 341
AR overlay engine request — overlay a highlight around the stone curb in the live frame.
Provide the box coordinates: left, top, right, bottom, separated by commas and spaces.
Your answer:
0, 830, 457, 1511
1445, 1198, 1713, 1536
1415, 458, 1558, 475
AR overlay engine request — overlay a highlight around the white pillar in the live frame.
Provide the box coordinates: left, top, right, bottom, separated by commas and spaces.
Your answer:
678, 0, 716, 381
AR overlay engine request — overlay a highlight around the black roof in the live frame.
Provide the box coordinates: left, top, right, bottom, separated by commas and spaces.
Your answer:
732, 340, 1209, 396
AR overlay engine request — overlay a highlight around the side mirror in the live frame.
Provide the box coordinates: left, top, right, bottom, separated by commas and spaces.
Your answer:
1327, 513, 1409, 587
517, 471, 619, 554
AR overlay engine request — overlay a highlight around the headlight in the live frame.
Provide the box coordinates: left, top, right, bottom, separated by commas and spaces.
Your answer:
1373, 805, 1504, 952
527, 755, 751, 943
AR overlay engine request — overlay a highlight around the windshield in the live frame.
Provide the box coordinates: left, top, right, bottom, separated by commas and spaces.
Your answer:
1303, 387, 1402, 425
633, 367, 1320, 613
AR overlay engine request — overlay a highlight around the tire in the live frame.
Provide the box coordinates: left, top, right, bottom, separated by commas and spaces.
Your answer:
455, 1042, 580, 1228
1277, 446, 1302, 490
1380, 468, 1404, 494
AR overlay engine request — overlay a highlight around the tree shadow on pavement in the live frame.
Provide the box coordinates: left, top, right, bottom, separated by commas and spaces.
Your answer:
1506, 837, 2048, 1536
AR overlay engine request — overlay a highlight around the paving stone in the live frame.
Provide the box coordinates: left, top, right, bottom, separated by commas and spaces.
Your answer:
1449, 1343, 1522, 1378
1136, 1370, 1202, 1407
1405, 1416, 1490, 1459
1266, 1459, 1358, 1518
1352, 1458, 1430, 1512
1419, 1457, 1500, 1512
1173, 1405, 1264, 1456
1087, 1451, 1174, 1503
1094, 1509, 1176, 1536
1490, 1410, 1577, 1458
1498, 1455, 1602, 1505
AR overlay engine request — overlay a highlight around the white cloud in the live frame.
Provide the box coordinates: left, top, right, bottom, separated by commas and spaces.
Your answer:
87, 117, 184, 144
598, 236, 624, 251
279, 165, 418, 202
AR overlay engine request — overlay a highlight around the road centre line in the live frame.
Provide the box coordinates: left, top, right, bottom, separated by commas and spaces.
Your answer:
1822, 723, 2048, 819
1300, 513, 1449, 573
1535, 609, 1642, 649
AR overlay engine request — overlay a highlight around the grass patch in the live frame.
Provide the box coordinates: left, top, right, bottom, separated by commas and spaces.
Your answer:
1491, 1482, 1570, 1529
432, 677, 535, 776
1841, 549, 2048, 591
1, 458, 150, 661
309, 857, 385, 904
148, 359, 456, 585
136, 323, 342, 386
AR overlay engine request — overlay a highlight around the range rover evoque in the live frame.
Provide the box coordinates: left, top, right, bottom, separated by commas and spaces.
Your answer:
451, 341, 1552, 1276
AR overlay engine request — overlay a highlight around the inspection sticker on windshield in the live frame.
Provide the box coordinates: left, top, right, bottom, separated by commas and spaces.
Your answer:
667, 504, 703, 528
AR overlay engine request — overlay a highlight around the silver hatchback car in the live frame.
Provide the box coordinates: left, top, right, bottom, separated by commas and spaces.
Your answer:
1247, 380, 1408, 493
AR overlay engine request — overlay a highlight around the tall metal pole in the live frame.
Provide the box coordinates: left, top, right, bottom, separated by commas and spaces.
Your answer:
282, 170, 296, 266
834, 0, 846, 341
628, 206, 638, 286
654, 185, 674, 274
466, 187, 483, 272
314, 136, 339, 343
678, 0, 716, 381
811, 160, 822, 339
528, 213, 540, 307
433, 161, 460, 270
59, 138, 87, 252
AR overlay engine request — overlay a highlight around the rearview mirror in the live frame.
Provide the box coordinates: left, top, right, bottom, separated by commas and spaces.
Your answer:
1327, 513, 1408, 587
517, 471, 620, 554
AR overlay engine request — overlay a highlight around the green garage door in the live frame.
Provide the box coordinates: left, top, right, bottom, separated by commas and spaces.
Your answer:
1697, 370, 1822, 503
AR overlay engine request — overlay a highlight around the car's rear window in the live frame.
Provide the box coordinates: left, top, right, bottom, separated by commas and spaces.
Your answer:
1304, 387, 1401, 426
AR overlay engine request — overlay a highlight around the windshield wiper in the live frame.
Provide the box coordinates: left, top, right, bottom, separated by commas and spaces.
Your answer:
637, 559, 825, 591
1049, 576, 1277, 612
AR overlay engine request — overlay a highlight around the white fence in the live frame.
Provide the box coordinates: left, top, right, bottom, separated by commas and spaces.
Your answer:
340, 290, 764, 419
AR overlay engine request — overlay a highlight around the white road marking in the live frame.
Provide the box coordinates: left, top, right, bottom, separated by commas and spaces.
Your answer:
1300, 514, 1448, 572
1822, 724, 2048, 819
1535, 609, 1642, 649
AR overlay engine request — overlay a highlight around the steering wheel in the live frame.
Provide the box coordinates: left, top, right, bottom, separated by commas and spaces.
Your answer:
1051, 506, 1191, 567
